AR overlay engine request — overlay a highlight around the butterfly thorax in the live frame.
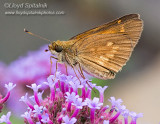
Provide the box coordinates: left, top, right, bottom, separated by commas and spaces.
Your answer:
48, 40, 78, 65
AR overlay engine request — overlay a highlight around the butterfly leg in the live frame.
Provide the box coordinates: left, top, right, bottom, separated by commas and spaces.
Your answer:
78, 62, 95, 92
50, 56, 58, 75
77, 69, 84, 79
64, 53, 81, 84
64, 63, 68, 76
78, 63, 85, 79
72, 66, 82, 84
54, 61, 58, 80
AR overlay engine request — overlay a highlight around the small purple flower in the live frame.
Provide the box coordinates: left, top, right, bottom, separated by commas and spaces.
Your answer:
122, 109, 130, 118
27, 83, 41, 92
41, 114, 49, 122
83, 81, 96, 90
71, 98, 87, 118
108, 97, 123, 108
19, 93, 34, 110
44, 75, 60, 101
69, 79, 83, 94
130, 112, 143, 124
95, 85, 108, 93
0, 112, 11, 124
117, 104, 126, 112
5, 82, 16, 91
72, 98, 86, 109
60, 74, 71, 83
85, 97, 103, 123
95, 86, 108, 102
28, 91, 44, 104
27, 84, 41, 106
85, 97, 103, 109
32, 105, 46, 123
32, 105, 45, 115
21, 111, 31, 119
21, 110, 34, 124
65, 92, 79, 102
0, 82, 16, 104
19, 93, 28, 103
44, 75, 58, 88
62, 115, 77, 124
36, 122, 41, 124
41, 113, 50, 123
65, 92, 79, 112
37, 91, 44, 102
122, 109, 130, 124
103, 120, 109, 124
109, 104, 126, 123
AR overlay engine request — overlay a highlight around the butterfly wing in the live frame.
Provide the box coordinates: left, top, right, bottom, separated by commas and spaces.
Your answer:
75, 33, 134, 79
70, 14, 142, 47
69, 14, 143, 79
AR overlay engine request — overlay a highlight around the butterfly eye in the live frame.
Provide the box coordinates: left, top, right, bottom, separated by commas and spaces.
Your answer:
55, 45, 63, 52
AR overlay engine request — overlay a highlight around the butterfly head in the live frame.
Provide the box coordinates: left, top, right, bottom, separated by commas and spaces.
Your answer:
48, 41, 63, 55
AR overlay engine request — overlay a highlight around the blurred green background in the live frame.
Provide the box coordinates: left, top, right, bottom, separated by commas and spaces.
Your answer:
0, 0, 160, 123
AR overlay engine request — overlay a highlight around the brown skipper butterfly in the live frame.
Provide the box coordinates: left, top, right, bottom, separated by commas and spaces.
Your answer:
25, 14, 143, 80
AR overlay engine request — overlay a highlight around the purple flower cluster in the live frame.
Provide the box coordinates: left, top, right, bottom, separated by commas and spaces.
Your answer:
0, 45, 86, 114
16, 72, 143, 124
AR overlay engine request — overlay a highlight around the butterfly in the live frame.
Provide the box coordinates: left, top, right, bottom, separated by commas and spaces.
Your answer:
25, 14, 143, 80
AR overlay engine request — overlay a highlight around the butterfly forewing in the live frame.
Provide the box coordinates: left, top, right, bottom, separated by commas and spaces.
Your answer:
71, 14, 143, 49
76, 34, 132, 79
67, 14, 143, 79
70, 14, 140, 41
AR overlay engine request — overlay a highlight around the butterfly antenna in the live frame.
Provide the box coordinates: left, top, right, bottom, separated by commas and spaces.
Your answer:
24, 29, 52, 43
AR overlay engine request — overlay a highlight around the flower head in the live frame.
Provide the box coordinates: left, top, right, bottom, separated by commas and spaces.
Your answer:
17, 73, 143, 124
